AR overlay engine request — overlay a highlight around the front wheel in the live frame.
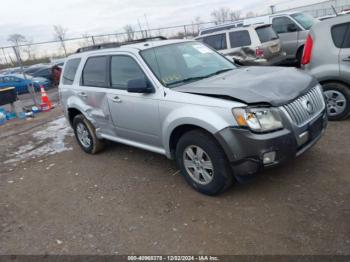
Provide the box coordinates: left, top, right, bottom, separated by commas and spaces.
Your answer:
323, 82, 350, 121
176, 130, 234, 196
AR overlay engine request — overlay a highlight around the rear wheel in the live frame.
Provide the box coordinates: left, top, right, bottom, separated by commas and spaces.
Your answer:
296, 47, 304, 68
176, 130, 234, 196
323, 82, 350, 121
73, 114, 105, 154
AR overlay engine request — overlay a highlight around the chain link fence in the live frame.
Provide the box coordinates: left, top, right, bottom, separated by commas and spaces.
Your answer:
1, 3, 349, 69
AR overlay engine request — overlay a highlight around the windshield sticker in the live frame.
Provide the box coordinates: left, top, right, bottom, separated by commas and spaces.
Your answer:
192, 44, 214, 54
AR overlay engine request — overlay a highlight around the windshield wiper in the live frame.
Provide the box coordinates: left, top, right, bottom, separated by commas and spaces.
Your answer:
167, 76, 209, 87
167, 68, 234, 87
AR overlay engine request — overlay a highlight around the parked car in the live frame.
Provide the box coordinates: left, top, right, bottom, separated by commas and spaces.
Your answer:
199, 12, 318, 66
59, 39, 327, 195
302, 15, 350, 121
26, 66, 53, 82
195, 24, 286, 66
0, 74, 50, 94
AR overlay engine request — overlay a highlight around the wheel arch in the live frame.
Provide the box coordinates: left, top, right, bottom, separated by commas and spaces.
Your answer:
168, 124, 217, 159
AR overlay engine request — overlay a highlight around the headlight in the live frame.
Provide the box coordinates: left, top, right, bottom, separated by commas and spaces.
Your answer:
232, 107, 283, 132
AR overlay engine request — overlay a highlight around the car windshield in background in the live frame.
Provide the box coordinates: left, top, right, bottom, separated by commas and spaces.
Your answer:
256, 26, 278, 43
291, 13, 317, 30
140, 42, 235, 88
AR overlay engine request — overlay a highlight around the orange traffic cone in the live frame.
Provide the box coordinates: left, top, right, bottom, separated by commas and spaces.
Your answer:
40, 85, 52, 112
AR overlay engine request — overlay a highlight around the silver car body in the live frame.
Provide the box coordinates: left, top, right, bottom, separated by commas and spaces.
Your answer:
59, 40, 327, 175
302, 14, 350, 84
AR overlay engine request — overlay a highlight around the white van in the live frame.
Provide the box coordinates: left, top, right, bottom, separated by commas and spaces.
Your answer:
199, 12, 319, 65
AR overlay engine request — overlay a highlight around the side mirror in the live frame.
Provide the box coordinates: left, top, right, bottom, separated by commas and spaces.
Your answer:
287, 23, 299, 32
127, 78, 154, 94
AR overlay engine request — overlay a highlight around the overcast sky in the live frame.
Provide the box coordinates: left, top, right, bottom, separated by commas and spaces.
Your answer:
0, 0, 324, 47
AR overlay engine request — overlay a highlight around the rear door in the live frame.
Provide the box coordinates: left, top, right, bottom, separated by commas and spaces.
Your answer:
106, 54, 161, 148
77, 55, 115, 137
338, 23, 350, 83
272, 16, 300, 58
255, 25, 281, 60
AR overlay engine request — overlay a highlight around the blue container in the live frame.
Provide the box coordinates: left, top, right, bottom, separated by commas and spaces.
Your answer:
6, 112, 17, 120
0, 112, 6, 125
18, 112, 26, 120
0, 107, 5, 114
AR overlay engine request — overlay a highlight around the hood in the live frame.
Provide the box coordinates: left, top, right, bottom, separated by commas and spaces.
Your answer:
173, 67, 318, 107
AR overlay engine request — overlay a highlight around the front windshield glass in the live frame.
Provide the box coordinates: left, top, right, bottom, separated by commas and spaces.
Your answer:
140, 42, 235, 88
291, 13, 317, 30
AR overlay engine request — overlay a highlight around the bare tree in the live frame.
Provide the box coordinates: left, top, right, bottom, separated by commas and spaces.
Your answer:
22, 39, 36, 60
211, 7, 231, 24
7, 34, 27, 61
124, 25, 135, 41
8, 34, 27, 46
53, 25, 68, 56
246, 11, 257, 18
229, 10, 241, 21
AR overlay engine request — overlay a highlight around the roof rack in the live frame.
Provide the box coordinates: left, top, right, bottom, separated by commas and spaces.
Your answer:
76, 36, 167, 53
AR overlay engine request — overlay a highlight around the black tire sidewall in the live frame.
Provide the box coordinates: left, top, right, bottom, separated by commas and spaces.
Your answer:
73, 115, 94, 153
176, 130, 233, 196
323, 83, 350, 121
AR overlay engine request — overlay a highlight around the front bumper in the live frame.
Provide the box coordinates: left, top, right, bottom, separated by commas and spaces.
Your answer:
215, 110, 328, 176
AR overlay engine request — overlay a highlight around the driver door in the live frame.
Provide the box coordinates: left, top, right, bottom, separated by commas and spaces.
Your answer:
272, 16, 300, 59
107, 54, 162, 148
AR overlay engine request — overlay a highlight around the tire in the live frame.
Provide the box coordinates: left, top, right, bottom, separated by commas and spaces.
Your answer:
175, 130, 234, 196
73, 114, 105, 154
296, 47, 303, 68
322, 82, 350, 121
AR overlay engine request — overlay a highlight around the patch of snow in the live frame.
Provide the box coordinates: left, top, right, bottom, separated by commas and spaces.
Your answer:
4, 117, 73, 164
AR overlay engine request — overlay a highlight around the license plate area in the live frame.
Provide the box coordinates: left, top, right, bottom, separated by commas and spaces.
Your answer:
309, 115, 323, 140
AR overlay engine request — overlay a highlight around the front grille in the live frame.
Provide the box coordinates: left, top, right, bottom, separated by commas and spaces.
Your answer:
282, 86, 325, 126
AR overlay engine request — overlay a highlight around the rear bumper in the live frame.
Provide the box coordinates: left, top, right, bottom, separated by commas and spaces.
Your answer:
215, 110, 328, 176
240, 52, 287, 66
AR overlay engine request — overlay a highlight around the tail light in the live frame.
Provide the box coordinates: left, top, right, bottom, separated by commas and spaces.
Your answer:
302, 35, 313, 65
256, 47, 264, 58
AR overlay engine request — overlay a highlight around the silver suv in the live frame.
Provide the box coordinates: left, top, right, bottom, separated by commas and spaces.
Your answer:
59, 39, 327, 195
195, 24, 286, 66
302, 15, 350, 120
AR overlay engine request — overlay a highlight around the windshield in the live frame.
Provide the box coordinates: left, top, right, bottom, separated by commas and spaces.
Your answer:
291, 13, 317, 30
140, 42, 235, 87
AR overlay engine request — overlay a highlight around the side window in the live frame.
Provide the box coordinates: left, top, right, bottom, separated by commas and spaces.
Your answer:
110, 56, 147, 90
272, 16, 298, 34
62, 58, 81, 85
202, 34, 227, 50
332, 23, 350, 48
229, 30, 251, 48
82, 56, 108, 87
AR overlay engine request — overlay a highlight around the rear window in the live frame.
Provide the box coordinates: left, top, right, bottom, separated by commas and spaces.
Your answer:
256, 26, 278, 43
331, 23, 349, 48
229, 30, 251, 48
62, 58, 81, 85
201, 34, 227, 50
82, 56, 108, 87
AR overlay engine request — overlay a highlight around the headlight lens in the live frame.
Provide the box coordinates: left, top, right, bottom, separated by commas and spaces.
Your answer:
232, 108, 283, 132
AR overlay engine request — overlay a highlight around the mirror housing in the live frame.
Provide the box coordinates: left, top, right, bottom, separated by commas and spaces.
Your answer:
287, 23, 299, 32
127, 78, 154, 93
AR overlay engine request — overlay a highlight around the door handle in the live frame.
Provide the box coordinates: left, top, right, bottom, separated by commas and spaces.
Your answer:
78, 92, 88, 97
112, 96, 122, 103
343, 57, 350, 62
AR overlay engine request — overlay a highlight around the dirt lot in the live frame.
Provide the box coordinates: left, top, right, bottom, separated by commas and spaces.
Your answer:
0, 107, 349, 255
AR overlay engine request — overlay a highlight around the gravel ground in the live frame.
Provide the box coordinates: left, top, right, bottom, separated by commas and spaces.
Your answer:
0, 107, 349, 255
